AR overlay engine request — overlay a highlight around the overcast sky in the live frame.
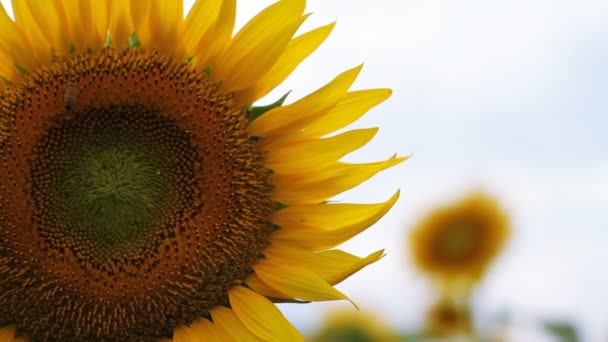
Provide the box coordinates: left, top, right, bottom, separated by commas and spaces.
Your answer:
2, 0, 607, 340
235, 1, 608, 340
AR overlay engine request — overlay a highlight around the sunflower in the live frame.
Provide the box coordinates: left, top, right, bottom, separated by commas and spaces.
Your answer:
409, 192, 510, 288
424, 296, 473, 338
0, 1, 404, 341
310, 309, 400, 342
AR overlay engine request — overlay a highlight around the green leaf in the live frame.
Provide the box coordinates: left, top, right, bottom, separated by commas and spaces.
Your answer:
246, 91, 290, 122
274, 202, 288, 211
544, 321, 579, 342
104, 32, 112, 48
127, 32, 141, 49
15, 64, 28, 74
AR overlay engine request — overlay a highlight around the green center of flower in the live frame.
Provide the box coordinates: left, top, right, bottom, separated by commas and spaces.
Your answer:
30, 106, 198, 260
65, 146, 162, 247
438, 223, 479, 260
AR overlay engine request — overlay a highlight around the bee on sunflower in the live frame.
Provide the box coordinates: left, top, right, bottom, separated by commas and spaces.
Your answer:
0, 1, 404, 341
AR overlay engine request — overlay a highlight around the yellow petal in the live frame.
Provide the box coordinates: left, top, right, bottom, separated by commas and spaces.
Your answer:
22, 0, 66, 51
55, 0, 107, 52
250, 65, 362, 137
59, 0, 83, 51
0, 326, 27, 342
130, 0, 151, 46
235, 22, 335, 106
316, 249, 385, 285
245, 273, 293, 300
183, 0, 222, 56
271, 155, 407, 204
192, 0, 235, 69
108, 0, 134, 48
253, 260, 354, 305
264, 128, 378, 173
0, 4, 33, 76
210, 306, 264, 342
197, 319, 221, 342
265, 244, 385, 285
75, 0, 108, 51
271, 191, 400, 250
11, 0, 53, 64
301, 88, 393, 138
172, 317, 219, 342
215, 0, 307, 92
229, 286, 303, 342
146, 0, 184, 53
0, 50, 17, 80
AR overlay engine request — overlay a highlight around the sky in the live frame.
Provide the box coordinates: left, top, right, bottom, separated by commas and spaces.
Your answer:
229, 1, 608, 340
2, 0, 607, 340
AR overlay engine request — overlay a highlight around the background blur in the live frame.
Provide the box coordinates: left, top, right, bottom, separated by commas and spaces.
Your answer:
241, 1, 607, 340
3, 0, 606, 340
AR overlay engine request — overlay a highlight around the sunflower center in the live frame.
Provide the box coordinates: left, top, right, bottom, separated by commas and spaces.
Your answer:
0, 49, 274, 341
62, 145, 160, 248
31, 106, 199, 261
65, 146, 161, 246
437, 224, 479, 260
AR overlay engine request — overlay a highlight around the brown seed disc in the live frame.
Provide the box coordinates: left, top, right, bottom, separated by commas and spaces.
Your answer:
0, 49, 274, 341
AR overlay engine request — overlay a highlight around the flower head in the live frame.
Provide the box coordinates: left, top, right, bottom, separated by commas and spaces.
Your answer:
409, 192, 510, 289
424, 296, 473, 338
310, 309, 400, 342
0, 1, 403, 341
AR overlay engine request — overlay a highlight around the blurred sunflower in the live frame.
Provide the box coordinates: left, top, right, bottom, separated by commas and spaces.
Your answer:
409, 192, 510, 288
0, 1, 404, 341
310, 309, 400, 342
424, 296, 473, 338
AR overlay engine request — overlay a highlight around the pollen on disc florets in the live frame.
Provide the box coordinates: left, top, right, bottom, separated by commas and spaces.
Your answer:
0, 49, 274, 341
